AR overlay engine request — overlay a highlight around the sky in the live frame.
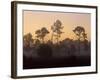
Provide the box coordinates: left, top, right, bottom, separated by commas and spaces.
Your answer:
23, 10, 91, 41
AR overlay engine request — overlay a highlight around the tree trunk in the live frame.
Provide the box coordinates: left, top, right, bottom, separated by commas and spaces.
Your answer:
57, 34, 59, 44
42, 38, 44, 43
51, 32, 54, 43
78, 35, 81, 54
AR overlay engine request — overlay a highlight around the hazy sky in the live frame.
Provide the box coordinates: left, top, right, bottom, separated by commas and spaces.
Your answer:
23, 10, 91, 41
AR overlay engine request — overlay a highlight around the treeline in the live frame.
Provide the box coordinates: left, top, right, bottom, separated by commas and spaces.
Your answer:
23, 19, 90, 58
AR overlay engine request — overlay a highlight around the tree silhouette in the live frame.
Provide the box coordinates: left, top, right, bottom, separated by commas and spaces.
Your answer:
41, 27, 49, 43
51, 19, 64, 44
35, 29, 41, 38
82, 32, 88, 50
82, 32, 87, 41
23, 33, 33, 47
73, 26, 85, 54
73, 26, 85, 41
35, 27, 49, 43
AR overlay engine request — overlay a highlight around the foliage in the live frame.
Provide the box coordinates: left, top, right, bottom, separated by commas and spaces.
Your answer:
51, 19, 64, 44
35, 27, 49, 43
23, 33, 33, 47
73, 26, 87, 41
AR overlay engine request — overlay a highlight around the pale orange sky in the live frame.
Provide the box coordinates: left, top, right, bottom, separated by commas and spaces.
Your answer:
23, 10, 91, 41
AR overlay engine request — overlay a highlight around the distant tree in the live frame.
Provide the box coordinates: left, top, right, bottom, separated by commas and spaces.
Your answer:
35, 27, 49, 43
82, 32, 89, 50
33, 39, 41, 46
73, 26, 85, 41
82, 32, 87, 41
35, 29, 41, 39
73, 26, 86, 53
51, 19, 64, 44
23, 33, 33, 47
41, 27, 49, 43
